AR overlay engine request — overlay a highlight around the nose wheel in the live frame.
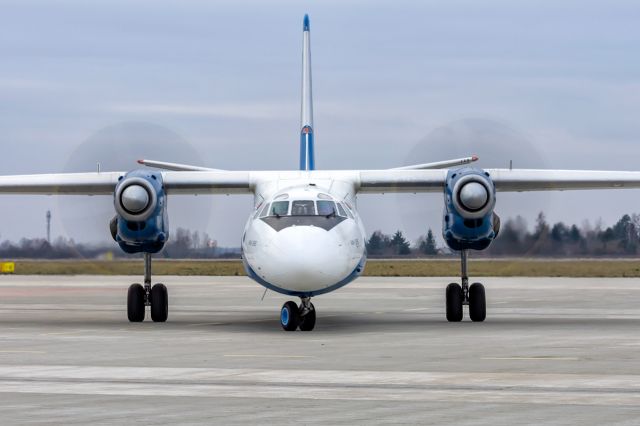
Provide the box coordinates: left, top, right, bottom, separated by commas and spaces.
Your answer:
126, 253, 169, 322
280, 297, 316, 331
446, 250, 486, 322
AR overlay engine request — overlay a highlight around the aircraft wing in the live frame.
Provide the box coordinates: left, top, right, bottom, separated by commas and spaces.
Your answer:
0, 171, 254, 195
488, 169, 640, 192
2, 168, 640, 196
162, 171, 253, 194
357, 169, 640, 193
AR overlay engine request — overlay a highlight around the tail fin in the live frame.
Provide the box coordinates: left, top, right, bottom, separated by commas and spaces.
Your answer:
299, 14, 315, 171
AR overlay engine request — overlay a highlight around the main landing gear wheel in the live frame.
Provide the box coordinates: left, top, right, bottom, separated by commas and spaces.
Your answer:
468, 282, 486, 322
446, 283, 463, 322
299, 302, 316, 331
127, 283, 145, 322
150, 283, 169, 322
280, 301, 300, 331
126, 253, 169, 323
446, 250, 488, 322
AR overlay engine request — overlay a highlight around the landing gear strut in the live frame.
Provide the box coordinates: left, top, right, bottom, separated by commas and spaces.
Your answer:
127, 253, 168, 323
446, 250, 486, 322
280, 297, 316, 331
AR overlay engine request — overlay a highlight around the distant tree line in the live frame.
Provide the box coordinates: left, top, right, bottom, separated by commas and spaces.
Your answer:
366, 212, 640, 258
367, 229, 438, 256
487, 212, 640, 257
2, 214, 640, 259
0, 237, 108, 259
0, 228, 239, 259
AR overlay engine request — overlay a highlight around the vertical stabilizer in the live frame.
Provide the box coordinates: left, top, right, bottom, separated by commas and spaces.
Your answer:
300, 14, 315, 170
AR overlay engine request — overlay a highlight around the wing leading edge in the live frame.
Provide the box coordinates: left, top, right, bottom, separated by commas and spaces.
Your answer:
0, 171, 253, 195
357, 169, 640, 193
1, 168, 640, 196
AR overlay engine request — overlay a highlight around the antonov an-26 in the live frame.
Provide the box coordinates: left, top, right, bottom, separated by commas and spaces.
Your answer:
2, 15, 640, 331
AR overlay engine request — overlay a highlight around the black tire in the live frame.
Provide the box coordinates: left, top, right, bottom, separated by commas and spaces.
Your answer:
150, 283, 168, 322
127, 283, 145, 322
299, 303, 316, 331
109, 216, 118, 241
446, 283, 463, 322
280, 301, 300, 331
469, 282, 486, 322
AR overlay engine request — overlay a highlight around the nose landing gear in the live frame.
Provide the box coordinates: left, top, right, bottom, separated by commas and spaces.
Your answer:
127, 253, 169, 323
280, 297, 316, 331
445, 250, 486, 322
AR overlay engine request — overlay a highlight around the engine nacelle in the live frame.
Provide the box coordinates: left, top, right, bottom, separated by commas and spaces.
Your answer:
442, 168, 499, 251
111, 170, 168, 254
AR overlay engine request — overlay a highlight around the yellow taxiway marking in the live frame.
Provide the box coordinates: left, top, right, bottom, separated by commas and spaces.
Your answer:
223, 354, 313, 359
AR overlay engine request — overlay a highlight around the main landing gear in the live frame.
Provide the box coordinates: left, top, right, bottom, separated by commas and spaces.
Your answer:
280, 297, 316, 331
446, 250, 486, 322
127, 253, 168, 323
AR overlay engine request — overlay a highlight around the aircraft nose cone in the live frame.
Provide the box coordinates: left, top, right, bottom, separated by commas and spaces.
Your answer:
265, 227, 359, 292
459, 182, 488, 211
121, 185, 150, 213
276, 228, 340, 269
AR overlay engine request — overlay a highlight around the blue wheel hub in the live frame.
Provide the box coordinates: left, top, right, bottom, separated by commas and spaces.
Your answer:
280, 306, 290, 326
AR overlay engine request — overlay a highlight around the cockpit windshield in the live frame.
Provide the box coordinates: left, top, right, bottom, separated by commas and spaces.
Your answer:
291, 200, 316, 216
270, 201, 289, 217
317, 200, 336, 216
262, 197, 350, 219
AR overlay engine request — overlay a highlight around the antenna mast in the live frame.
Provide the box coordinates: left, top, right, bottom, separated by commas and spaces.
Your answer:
46, 210, 51, 243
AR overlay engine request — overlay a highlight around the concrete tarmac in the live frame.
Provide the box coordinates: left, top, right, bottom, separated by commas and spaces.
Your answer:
0, 275, 639, 425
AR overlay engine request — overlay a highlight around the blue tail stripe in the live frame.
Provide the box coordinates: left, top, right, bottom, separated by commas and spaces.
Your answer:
303, 14, 310, 31
299, 126, 315, 170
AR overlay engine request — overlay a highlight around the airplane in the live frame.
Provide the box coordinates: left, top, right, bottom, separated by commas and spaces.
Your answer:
2, 14, 640, 331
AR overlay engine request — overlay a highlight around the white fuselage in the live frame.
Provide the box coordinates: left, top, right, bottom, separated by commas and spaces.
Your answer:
241, 183, 367, 297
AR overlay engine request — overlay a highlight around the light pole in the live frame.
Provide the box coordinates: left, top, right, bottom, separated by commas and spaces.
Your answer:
46, 210, 51, 243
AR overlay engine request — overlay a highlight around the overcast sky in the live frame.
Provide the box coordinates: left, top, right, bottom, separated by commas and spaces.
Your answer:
1, 0, 640, 247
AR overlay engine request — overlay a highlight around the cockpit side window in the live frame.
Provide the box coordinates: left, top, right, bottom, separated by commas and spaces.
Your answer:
340, 202, 353, 219
336, 203, 347, 218
270, 201, 289, 217
253, 203, 264, 219
317, 200, 336, 217
259, 203, 271, 217
291, 200, 315, 216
